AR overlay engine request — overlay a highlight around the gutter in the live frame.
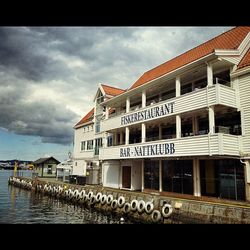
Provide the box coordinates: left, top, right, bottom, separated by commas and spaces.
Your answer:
231, 65, 250, 77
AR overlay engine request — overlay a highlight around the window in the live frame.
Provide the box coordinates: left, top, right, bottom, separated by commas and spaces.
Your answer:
96, 121, 100, 133
144, 160, 159, 190
47, 165, 52, 174
80, 141, 86, 151
95, 138, 103, 148
87, 140, 93, 150
200, 159, 245, 201
107, 135, 113, 147
162, 160, 193, 195
95, 138, 103, 155
97, 94, 104, 104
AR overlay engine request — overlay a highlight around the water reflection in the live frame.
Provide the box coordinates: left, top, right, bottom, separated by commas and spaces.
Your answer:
0, 170, 128, 224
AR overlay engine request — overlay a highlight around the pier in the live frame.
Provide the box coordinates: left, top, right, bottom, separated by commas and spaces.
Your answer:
8, 176, 250, 223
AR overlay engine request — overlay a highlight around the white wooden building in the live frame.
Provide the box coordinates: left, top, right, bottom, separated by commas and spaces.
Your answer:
73, 27, 250, 202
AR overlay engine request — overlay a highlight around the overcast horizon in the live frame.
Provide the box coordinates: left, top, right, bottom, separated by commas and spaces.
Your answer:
0, 26, 233, 162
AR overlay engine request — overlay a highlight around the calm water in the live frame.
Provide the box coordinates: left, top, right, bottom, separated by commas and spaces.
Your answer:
0, 170, 123, 224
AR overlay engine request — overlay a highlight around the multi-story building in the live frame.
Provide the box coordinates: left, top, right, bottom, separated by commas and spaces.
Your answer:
73, 26, 250, 202
73, 84, 125, 184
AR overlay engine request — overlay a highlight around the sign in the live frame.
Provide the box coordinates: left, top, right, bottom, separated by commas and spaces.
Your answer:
121, 101, 175, 126
120, 143, 175, 158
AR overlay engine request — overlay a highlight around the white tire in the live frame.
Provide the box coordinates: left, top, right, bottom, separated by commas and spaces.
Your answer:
161, 204, 173, 218
151, 210, 162, 222
101, 194, 107, 205
96, 192, 102, 202
89, 195, 96, 205
73, 189, 79, 198
82, 194, 88, 203
137, 200, 146, 213
87, 191, 94, 200
58, 186, 63, 194
79, 190, 86, 199
106, 194, 113, 205
117, 196, 126, 208
123, 202, 131, 213
68, 189, 74, 199
130, 199, 138, 212
145, 202, 154, 214
111, 199, 118, 210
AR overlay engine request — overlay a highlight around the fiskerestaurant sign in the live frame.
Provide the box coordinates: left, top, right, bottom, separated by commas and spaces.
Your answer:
120, 142, 175, 158
121, 101, 175, 126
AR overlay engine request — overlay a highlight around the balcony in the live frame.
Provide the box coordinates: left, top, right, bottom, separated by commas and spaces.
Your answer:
99, 133, 241, 160
79, 150, 95, 159
100, 84, 237, 132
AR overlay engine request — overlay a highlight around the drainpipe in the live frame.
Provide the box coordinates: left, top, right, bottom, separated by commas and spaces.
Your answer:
240, 159, 250, 183
208, 132, 211, 156
118, 160, 121, 189
240, 158, 250, 202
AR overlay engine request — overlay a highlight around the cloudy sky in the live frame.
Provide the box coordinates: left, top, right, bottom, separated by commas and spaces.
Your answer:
0, 26, 233, 162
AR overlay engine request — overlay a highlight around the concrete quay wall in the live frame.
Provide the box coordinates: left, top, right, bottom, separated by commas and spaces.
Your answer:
8, 176, 250, 224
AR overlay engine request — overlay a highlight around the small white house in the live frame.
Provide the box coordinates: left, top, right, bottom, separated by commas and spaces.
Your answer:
56, 159, 73, 182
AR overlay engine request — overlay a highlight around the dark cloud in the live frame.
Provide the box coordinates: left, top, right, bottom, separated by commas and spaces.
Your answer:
0, 26, 233, 87
0, 27, 72, 82
0, 82, 78, 145
0, 26, 233, 146
0, 27, 50, 81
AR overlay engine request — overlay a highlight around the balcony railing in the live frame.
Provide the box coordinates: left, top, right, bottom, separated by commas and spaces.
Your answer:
100, 84, 237, 132
99, 133, 240, 160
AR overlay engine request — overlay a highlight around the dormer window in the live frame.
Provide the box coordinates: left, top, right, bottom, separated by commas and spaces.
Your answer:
97, 91, 104, 104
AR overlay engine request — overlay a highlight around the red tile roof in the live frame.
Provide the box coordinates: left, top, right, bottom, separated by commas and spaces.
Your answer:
130, 26, 250, 90
101, 84, 126, 96
238, 48, 250, 69
74, 108, 94, 127
75, 85, 125, 128
75, 27, 250, 129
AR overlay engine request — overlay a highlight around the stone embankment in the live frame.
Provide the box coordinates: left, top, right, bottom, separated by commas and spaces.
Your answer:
8, 176, 250, 224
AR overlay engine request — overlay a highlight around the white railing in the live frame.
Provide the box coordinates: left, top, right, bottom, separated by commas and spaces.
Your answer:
100, 84, 237, 132
99, 133, 240, 160
78, 150, 95, 159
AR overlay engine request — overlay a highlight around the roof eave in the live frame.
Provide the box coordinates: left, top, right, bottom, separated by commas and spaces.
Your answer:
102, 52, 216, 106
215, 49, 240, 56
74, 120, 94, 129
231, 65, 250, 77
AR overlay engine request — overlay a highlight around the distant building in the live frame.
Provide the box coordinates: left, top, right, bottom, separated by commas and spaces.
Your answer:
33, 157, 60, 178
56, 159, 73, 182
